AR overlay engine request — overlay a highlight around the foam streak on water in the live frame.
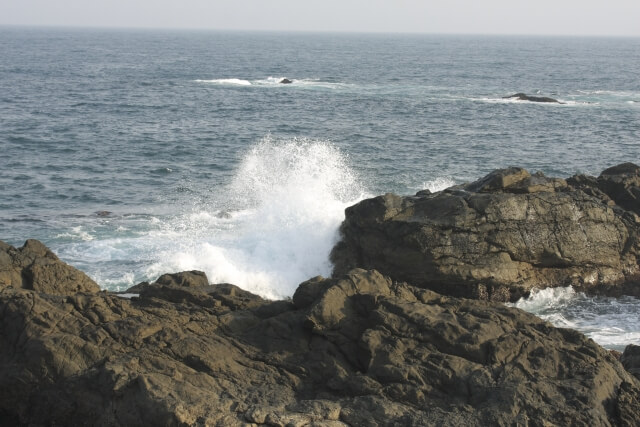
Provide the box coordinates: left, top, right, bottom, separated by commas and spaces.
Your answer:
510, 287, 640, 351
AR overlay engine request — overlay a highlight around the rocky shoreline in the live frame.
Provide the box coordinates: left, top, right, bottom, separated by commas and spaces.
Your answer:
2, 164, 640, 426
332, 163, 640, 301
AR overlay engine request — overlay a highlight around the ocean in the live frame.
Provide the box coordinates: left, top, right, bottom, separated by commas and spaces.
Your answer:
1, 27, 639, 349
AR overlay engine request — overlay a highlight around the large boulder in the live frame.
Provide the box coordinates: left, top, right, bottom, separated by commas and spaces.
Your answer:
0, 239, 99, 294
1, 267, 639, 426
331, 165, 640, 301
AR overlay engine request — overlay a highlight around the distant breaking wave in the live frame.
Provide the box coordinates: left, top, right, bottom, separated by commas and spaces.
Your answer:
195, 78, 252, 86
473, 97, 588, 106
195, 77, 353, 90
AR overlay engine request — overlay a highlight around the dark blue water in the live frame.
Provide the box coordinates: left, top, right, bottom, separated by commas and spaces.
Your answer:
1, 27, 639, 348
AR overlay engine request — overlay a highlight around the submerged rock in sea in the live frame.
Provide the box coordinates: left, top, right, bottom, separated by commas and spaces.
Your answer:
503, 92, 563, 103
0, 239, 99, 294
331, 164, 640, 301
0, 244, 639, 426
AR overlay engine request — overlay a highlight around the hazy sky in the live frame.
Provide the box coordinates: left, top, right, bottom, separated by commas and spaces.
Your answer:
2, 0, 640, 36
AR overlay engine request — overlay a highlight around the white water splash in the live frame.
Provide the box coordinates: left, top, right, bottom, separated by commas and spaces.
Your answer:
421, 177, 457, 193
143, 136, 367, 299
510, 286, 640, 350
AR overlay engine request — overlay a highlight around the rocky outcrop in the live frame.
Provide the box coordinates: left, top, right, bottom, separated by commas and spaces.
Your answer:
280, 78, 293, 84
503, 93, 563, 103
569, 162, 640, 216
1, 263, 639, 426
125, 270, 210, 293
331, 165, 640, 301
0, 239, 99, 294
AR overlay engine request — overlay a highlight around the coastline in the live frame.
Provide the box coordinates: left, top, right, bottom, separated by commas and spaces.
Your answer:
2, 164, 640, 425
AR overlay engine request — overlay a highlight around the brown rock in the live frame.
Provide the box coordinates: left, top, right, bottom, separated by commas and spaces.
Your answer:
0, 239, 99, 294
1, 267, 638, 426
332, 166, 640, 301
155, 270, 209, 288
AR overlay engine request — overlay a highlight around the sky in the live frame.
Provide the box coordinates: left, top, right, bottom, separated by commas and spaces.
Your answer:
2, 0, 640, 37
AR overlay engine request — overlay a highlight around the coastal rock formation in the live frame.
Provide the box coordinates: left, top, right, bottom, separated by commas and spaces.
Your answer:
569, 162, 640, 216
0, 239, 99, 294
331, 164, 640, 301
1, 245, 639, 426
503, 93, 563, 103
125, 270, 210, 293
280, 78, 293, 84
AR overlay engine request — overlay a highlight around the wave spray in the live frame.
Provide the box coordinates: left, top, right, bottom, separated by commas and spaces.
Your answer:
146, 136, 367, 299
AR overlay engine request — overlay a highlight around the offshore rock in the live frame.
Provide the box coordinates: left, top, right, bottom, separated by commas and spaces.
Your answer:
331, 165, 640, 301
503, 92, 563, 103
1, 266, 639, 426
0, 239, 99, 294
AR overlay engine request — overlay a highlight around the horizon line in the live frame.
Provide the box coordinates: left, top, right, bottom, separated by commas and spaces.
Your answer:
2, 23, 639, 39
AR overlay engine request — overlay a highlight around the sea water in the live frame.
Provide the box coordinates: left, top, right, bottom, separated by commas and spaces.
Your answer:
1, 28, 639, 348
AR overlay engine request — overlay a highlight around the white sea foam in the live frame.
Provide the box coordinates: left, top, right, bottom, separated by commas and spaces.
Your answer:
510, 287, 640, 350
510, 286, 577, 312
55, 226, 95, 241
134, 136, 368, 299
116, 293, 139, 299
195, 77, 352, 90
195, 78, 252, 86
421, 177, 457, 193
475, 97, 585, 106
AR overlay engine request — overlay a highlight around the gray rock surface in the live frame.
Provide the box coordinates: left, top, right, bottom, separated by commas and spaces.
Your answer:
0, 239, 100, 294
332, 165, 640, 301
1, 250, 639, 426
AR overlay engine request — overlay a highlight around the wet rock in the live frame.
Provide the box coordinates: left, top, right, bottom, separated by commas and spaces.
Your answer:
331, 165, 640, 301
0, 239, 99, 294
280, 78, 293, 84
1, 267, 639, 426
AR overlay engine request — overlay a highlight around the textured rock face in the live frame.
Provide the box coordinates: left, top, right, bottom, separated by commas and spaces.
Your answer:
332, 165, 640, 301
1, 265, 639, 426
0, 239, 100, 294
